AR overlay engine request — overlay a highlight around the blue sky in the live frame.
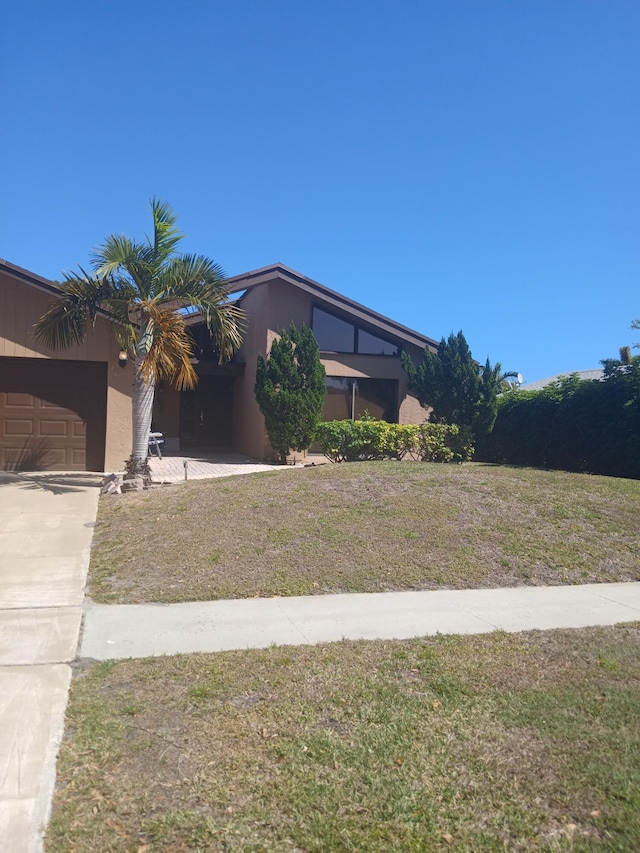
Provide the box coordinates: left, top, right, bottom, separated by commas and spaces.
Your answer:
2, 0, 638, 383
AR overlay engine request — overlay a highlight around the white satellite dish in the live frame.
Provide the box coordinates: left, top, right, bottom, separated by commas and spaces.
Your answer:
516, 372, 523, 385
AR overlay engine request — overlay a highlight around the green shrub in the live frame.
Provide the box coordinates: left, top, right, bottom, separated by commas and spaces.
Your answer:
313, 419, 384, 463
481, 363, 640, 479
402, 330, 505, 448
381, 424, 420, 460
314, 419, 473, 464
416, 423, 474, 463
255, 324, 326, 463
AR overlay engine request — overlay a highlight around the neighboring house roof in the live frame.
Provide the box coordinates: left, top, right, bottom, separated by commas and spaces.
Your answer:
224, 263, 439, 353
523, 369, 604, 391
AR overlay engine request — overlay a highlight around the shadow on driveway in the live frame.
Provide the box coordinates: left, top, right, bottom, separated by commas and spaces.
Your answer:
0, 471, 103, 495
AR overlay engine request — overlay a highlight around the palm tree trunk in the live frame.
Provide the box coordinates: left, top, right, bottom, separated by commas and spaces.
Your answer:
130, 356, 155, 474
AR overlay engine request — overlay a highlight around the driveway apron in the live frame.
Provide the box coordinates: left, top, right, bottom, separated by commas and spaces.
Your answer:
0, 473, 100, 853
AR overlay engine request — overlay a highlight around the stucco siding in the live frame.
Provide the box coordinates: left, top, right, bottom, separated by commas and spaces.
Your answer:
104, 355, 134, 470
0, 273, 113, 361
399, 392, 428, 424
1, 268, 133, 471
233, 285, 271, 459
267, 280, 313, 332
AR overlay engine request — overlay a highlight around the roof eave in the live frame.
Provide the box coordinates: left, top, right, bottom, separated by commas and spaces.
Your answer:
0, 258, 127, 326
225, 263, 438, 352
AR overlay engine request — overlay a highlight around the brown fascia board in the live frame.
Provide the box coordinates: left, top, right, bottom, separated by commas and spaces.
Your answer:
0, 258, 68, 297
224, 263, 439, 352
0, 258, 126, 326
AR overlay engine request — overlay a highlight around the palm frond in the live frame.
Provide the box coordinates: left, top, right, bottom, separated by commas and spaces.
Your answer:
33, 270, 114, 350
36, 199, 245, 373
93, 235, 158, 299
198, 301, 246, 363
91, 235, 137, 276
136, 303, 198, 390
150, 197, 183, 262
161, 254, 227, 296
105, 290, 142, 329
146, 253, 244, 362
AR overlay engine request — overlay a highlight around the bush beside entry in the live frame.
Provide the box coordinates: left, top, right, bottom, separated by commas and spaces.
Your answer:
314, 418, 474, 463
255, 324, 326, 463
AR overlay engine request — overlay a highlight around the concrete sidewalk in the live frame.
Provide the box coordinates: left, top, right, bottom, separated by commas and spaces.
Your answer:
80, 581, 640, 660
0, 472, 101, 853
3, 468, 640, 853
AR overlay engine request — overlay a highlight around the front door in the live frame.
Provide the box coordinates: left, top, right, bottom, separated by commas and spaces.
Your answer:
180, 376, 233, 448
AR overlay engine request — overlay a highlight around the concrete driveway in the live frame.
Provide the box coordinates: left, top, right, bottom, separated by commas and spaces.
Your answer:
0, 472, 100, 853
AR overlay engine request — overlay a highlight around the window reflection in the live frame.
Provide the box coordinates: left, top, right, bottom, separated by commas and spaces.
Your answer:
312, 308, 355, 352
323, 377, 398, 422
312, 306, 399, 355
357, 329, 399, 356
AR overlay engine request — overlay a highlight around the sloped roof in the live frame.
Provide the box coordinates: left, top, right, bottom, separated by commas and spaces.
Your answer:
523, 369, 604, 391
2, 258, 439, 353
224, 263, 439, 352
0, 258, 121, 323
0, 258, 66, 296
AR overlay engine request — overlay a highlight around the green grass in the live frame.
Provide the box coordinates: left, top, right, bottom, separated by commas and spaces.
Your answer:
88, 462, 640, 603
47, 624, 640, 851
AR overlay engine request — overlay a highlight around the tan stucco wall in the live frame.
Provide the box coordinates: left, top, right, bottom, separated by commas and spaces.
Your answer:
0, 270, 133, 470
399, 391, 429, 424
229, 277, 431, 461
232, 285, 272, 460
104, 357, 135, 470
267, 280, 313, 332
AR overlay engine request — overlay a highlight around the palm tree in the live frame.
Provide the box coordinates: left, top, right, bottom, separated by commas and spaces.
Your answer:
34, 199, 244, 476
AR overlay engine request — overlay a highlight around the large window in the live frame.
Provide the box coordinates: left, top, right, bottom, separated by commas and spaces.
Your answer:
312, 308, 355, 352
357, 329, 400, 356
312, 307, 399, 356
324, 377, 398, 422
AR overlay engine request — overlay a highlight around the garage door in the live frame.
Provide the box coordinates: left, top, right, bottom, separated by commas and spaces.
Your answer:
0, 358, 107, 472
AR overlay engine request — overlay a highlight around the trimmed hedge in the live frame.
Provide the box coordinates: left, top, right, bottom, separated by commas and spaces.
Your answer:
479, 370, 640, 480
314, 419, 474, 464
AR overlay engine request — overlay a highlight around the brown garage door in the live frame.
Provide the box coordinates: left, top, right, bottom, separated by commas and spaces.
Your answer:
0, 358, 107, 472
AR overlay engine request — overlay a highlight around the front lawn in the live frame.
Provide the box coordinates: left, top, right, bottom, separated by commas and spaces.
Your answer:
89, 462, 640, 603
48, 625, 640, 851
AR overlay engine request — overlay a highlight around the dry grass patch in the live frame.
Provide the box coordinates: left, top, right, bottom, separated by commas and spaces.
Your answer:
48, 625, 640, 851
89, 462, 640, 603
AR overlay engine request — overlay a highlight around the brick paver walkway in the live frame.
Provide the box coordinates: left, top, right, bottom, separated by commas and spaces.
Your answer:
148, 452, 298, 483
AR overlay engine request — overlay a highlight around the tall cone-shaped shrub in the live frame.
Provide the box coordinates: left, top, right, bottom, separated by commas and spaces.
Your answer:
255, 324, 326, 463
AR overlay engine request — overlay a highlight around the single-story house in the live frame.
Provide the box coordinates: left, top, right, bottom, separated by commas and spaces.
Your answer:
0, 259, 438, 471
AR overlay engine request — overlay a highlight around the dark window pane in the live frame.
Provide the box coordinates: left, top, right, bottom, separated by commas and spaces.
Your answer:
322, 377, 398, 423
357, 329, 399, 356
312, 307, 355, 352
354, 379, 398, 422
323, 377, 353, 420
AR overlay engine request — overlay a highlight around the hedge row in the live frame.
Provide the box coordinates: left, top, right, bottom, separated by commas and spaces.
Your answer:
479, 370, 640, 480
314, 419, 474, 463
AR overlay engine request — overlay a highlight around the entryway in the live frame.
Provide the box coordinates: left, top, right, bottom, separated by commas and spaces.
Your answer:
179, 375, 234, 448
